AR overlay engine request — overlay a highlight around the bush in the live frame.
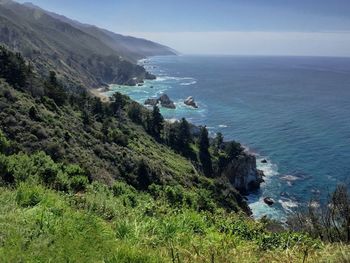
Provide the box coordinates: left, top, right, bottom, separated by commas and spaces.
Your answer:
112, 181, 135, 196
16, 182, 44, 207
70, 175, 89, 192
0, 130, 10, 154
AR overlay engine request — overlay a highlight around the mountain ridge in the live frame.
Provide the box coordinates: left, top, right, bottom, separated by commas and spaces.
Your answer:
0, 0, 176, 88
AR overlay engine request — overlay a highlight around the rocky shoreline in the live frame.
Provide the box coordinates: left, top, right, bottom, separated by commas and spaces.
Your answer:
92, 87, 265, 197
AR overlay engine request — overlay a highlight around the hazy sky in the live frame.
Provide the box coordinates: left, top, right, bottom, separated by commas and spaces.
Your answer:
17, 0, 350, 56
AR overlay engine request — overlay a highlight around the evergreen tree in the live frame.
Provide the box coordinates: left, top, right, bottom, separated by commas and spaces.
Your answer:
127, 102, 142, 124
226, 141, 243, 160
199, 126, 213, 176
82, 109, 91, 127
216, 132, 224, 150
0, 46, 29, 88
151, 106, 163, 138
177, 118, 192, 154
44, 71, 67, 106
111, 92, 125, 116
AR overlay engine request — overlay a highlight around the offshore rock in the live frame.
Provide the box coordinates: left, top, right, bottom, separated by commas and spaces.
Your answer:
184, 96, 198, 108
264, 197, 275, 206
144, 94, 176, 109
159, 94, 176, 109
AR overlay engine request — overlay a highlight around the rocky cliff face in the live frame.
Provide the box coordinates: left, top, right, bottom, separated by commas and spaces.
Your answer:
222, 153, 264, 194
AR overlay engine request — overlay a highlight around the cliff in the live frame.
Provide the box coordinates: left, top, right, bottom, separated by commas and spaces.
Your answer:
222, 153, 264, 194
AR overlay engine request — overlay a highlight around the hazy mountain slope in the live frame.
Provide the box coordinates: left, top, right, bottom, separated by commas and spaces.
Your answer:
0, 0, 173, 88
23, 1, 177, 62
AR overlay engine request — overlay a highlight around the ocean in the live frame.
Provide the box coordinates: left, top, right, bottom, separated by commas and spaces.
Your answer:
104, 55, 350, 221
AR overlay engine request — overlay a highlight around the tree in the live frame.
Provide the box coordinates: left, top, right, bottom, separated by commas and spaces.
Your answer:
226, 141, 243, 160
0, 46, 29, 88
288, 184, 350, 243
111, 92, 125, 116
199, 126, 212, 176
149, 106, 163, 139
29, 106, 40, 121
215, 132, 224, 151
82, 109, 92, 127
127, 102, 142, 124
177, 118, 192, 155
91, 97, 103, 119
44, 71, 67, 106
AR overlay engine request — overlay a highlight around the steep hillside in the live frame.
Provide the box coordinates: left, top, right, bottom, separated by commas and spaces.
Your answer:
23, 2, 177, 62
0, 46, 349, 262
0, 46, 248, 214
0, 0, 174, 88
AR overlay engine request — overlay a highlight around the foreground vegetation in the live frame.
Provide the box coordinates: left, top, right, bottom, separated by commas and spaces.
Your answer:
0, 46, 349, 262
0, 144, 349, 262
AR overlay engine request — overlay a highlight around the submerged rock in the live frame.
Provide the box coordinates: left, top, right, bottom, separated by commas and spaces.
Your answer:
222, 153, 264, 194
261, 159, 267, 163
184, 96, 198, 108
264, 197, 275, 206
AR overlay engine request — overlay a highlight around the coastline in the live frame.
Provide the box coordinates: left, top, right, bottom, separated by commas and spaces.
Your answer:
94, 58, 283, 220
90, 87, 110, 103
97, 85, 274, 219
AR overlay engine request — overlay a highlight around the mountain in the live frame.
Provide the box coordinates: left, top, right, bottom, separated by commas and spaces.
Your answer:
0, 0, 176, 88
22, 2, 177, 62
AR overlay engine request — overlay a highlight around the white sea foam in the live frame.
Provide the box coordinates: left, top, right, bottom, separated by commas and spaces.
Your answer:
278, 199, 299, 213
180, 80, 197, 86
280, 175, 300, 181
155, 76, 194, 82
256, 158, 279, 178
218, 124, 228, 128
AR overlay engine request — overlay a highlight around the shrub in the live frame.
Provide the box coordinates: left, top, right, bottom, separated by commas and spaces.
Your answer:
70, 175, 89, 192
0, 130, 10, 154
127, 102, 143, 124
16, 182, 44, 207
112, 181, 135, 196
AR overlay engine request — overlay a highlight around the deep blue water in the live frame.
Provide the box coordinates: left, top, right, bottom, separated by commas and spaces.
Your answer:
105, 55, 350, 221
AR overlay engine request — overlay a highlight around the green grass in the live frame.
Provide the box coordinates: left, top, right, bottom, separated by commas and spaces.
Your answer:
0, 181, 349, 262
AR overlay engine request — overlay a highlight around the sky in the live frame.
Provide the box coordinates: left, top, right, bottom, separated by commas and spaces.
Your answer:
17, 0, 350, 57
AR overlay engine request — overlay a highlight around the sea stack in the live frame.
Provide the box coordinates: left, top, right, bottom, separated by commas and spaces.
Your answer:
158, 94, 176, 109
184, 96, 198, 108
144, 94, 176, 109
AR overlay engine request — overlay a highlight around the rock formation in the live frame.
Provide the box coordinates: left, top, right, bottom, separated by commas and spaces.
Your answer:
144, 98, 158, 106
263, 197, 275, 206
159, 94, 176, 109
184, 96, 198, 108
222, 153, 264, 194
144, 94, 176, 109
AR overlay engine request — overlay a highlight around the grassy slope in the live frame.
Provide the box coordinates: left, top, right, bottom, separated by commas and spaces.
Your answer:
0, 181, 349, 262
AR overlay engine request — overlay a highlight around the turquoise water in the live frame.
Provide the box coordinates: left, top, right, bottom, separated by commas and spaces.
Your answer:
105, 55, 350, 221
